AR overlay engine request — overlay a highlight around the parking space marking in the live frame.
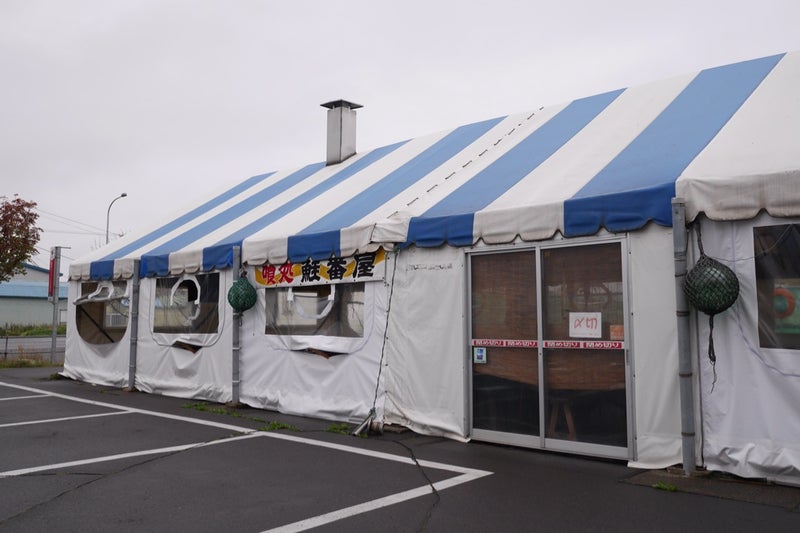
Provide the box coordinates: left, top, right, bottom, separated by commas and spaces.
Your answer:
0, 410, 131, 429
0, 394, 47, 401
0, 381, 257, 432
264, 467, 492, 533
0, 380, 494, 530
0, 381, 255, 433
0, 432, 264, 478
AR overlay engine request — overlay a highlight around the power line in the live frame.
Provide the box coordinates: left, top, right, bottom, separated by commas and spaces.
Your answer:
42, 229, 105, 236
34, 245, 76, 261
36, 208, 106, 233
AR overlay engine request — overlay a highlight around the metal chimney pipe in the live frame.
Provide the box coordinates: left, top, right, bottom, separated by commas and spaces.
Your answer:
321, 99, 362, 165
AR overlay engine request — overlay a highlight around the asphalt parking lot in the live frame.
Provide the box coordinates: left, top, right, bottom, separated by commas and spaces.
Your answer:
1, 367, 798, 532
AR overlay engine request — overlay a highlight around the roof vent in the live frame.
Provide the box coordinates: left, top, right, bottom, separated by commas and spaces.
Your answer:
321, 99, 362, 165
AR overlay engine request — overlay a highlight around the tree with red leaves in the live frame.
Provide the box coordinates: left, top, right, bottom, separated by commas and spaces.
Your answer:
1, 195, 41, 283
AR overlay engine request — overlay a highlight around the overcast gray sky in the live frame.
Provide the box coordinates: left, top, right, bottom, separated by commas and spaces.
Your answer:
2, 0, 799, 276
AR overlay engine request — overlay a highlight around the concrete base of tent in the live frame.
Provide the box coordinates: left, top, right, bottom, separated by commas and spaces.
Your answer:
624, 467, 800, 501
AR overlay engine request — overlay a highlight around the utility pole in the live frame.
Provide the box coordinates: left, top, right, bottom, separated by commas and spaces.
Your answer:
49, 246, 62, 365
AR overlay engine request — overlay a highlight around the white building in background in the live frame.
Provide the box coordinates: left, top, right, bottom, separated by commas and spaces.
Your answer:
0, 263, 67, 327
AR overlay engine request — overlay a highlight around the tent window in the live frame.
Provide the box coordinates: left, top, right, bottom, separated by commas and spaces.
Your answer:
154, 273, 220, 334
754, 224, 800, 350
265, 283, 365, 338
75, 281, 128, 345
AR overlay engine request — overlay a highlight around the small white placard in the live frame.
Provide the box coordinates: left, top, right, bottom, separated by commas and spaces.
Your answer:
473, 347, 487, 364
569, 312, 602, 338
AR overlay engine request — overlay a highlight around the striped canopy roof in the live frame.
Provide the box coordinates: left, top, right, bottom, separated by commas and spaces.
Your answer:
70, 52, 800, 281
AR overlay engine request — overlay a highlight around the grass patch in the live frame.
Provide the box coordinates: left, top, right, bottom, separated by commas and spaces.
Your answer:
326, 423, 352, 435
181, 401, 299, 432
0, 357, 55, 369
652, 481, 679, 492
182, 402, 229, 416
259, 421, 299, 432
0, 324, 66, 336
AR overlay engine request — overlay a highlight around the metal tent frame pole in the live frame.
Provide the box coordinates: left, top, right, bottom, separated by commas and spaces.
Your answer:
672, 197, 696, 475
126, 260, 141, 391
230, 246, 242, 406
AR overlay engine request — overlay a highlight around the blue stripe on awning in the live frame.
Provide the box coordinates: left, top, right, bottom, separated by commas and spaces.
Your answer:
142, 254, 171, 277
88, 171, 278, 280
201, 141, 407, 270
285, 117, 506, 261
138, 162, 325, 277
563, 53, 784, 236
405, 89, 626, 247
404, 213, 475, 247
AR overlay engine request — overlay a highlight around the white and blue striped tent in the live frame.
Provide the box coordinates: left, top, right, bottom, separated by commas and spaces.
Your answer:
66, 52, 800, 482
70, 52, 800, 281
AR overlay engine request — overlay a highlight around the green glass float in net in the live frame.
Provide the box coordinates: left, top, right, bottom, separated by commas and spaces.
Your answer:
227, 275, 258, 313
683, 251, 740, 390
684, 255, 740, 316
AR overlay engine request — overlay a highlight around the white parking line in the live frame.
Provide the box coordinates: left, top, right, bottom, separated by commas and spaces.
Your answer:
263, 469, 492, 533
0, 381, 255, 433
0, 380, 493, 531
0, 394, 47, 401
0, 410, 131, 429
0, 433, 263, 477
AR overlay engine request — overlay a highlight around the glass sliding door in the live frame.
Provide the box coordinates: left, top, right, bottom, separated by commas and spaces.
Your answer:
469, 241, 630, 458
470, 251, 539, 436
541, 243, 627, 451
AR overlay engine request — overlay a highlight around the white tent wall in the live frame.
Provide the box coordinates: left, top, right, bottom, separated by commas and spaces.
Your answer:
382, 246, 469, 440
60, 228, 687, 470
133, 272, 233, 402
63, 280, 131, 388
238, 270, 390, 422
692, 213, 800, 485
626, 225, 683, 469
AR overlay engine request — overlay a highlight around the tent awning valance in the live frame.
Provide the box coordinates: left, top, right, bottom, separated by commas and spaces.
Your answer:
70, 52, 800, 281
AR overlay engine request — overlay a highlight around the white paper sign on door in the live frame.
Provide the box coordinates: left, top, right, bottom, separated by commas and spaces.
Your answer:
569, 312, 602, 338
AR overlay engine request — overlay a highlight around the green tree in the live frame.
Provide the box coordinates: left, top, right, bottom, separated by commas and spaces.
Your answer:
0, 195, 41, 283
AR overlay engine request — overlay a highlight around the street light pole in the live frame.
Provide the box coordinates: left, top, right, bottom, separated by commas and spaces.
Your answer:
106, 192, 128, 244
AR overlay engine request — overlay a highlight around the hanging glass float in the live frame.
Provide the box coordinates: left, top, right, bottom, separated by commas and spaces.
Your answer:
227, 273, 258, 313
683, 236, 740, 390
684, 255, 740, 316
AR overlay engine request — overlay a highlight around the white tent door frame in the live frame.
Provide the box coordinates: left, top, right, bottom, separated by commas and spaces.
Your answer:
468, 237, 632, 460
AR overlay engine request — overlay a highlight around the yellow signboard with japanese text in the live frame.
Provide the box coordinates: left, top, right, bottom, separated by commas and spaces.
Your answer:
254, 248, 386, 287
